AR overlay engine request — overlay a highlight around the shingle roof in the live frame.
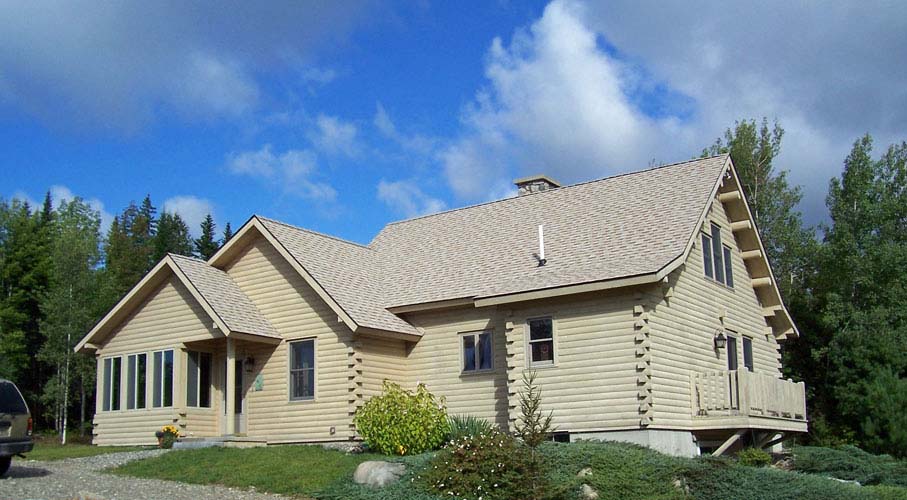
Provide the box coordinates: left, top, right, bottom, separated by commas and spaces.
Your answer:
169, 253, 280, 338
249, 156, 728, 335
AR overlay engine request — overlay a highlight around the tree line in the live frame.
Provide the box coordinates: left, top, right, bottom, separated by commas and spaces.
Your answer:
0, 195, 231, 436
2, 122, 906, 457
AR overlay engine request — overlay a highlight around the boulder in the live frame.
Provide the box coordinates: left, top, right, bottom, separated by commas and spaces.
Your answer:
581, 483, 600, 500
353, 461, 406, 487
577, 467, 593, 477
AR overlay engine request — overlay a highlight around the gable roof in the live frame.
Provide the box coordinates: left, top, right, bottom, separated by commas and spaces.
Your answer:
75, 254, 278, 352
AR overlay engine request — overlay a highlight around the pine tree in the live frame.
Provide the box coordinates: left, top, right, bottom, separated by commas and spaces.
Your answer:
152, 212, 194, 261
222, 222, 233, 246
195, 214, 219, 260
102, 199, 157, 304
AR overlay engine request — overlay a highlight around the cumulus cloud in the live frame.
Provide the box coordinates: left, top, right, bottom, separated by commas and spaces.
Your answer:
162, 196, 216, 237
49, 185, 115, 233
377, 180, 447, 218
374, 103, 437, 157
0, 2, 368, 131
226, 144, 337, 202
310, 114, 359, 156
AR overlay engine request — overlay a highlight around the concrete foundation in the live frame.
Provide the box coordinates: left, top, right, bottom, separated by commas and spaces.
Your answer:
571, 429, 700, 457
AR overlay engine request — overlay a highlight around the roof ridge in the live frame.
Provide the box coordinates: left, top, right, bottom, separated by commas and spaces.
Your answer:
377, 154, 729, 229
255, 215, 373, 250
167, 253, 210, 264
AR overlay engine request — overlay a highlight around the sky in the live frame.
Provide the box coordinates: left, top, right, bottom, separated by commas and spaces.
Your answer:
2, 1, 905, 244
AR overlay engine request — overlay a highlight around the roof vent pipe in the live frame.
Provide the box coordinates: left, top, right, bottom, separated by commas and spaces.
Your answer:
538, 224, 547, 267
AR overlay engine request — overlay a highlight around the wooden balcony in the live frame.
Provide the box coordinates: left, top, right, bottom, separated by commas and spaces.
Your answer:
691, 370, 807, 422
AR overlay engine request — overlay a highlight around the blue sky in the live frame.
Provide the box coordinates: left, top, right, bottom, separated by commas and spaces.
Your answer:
3, 1, 906, 244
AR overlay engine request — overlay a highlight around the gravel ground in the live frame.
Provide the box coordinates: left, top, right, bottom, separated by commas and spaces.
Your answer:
0, 449, 295, 500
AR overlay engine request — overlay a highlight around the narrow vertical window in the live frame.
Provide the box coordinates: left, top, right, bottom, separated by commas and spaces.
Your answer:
152, 349, 174, 408
462, 331, 493, 372
726, 334, 738, 371
187, 351, 212, 408
125, 353, 146, 410
723, 245, 734, 288
528, 317, 555, 366
163, 350, 173, 407
103, 358, 112, 412
110, 356, 121, 411
711, 224, 725, 284
743, 337, 754, 372
187, 351, 198, 407
136, 353, 146, 409
701, 234, 714, 279
127, 355, 136, 410
289, 340, 315, 400
153, 351, 162, 407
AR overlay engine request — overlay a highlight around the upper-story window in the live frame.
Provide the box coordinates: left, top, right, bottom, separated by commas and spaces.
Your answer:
702, 223, 733, 288
528, 317, 555, 366
462, 331, 493, 372
743, 337, 754, 371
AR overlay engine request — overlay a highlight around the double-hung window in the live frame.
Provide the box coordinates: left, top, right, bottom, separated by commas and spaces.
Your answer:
187, 351, 212, 408
126, 353, 146, 410
102, 356, 122, 411
462, 331, 493, 372
528, 317, 555, 366
152, 349, 174, 408
702, 223, 733, 288
289, 339, 315, 401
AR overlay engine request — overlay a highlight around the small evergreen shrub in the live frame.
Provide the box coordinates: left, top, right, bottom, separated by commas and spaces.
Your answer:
792, 445, 907, 487
738, 447, 772, 467
354, 381, 449, 455
447, 414, 496, 441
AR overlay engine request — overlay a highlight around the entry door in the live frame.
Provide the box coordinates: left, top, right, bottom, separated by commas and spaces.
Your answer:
222, 360, 246, 434
726, 335, 739, 410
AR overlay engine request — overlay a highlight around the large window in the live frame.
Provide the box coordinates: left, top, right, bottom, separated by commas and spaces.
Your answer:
187, 351, 212, 408
528, 317, 555, 366
702, 223, 733, 288
742, 337, 754, 372
126, 353, 146, 410
462, 331, 493, 372
289, 339, 315, 401
152, 350, 174, 408
102, 356, 122, 411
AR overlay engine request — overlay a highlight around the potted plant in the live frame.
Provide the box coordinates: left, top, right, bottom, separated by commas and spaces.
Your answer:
155, 425, 180, 449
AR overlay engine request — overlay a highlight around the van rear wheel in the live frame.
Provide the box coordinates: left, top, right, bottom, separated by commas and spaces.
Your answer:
0, 456, 10, 476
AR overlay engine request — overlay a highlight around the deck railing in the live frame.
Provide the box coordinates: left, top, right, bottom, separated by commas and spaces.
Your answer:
691, 370, 806, 421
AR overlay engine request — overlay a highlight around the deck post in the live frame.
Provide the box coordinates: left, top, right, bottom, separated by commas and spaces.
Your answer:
226, 337, 236, 435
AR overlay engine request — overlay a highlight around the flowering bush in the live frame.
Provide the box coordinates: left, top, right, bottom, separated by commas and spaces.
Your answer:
353, 381, 449, 455
157, 424, 180, 449
420, 430, 540, 500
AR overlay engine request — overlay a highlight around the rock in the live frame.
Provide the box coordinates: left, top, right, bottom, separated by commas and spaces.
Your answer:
577, 467, 593, 477
353, 461, 406, 487
581, 483, 599, 500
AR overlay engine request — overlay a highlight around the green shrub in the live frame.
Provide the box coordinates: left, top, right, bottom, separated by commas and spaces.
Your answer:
738, 447, 772, 467
791, 445, 907, 487
354, 381, 449, 456
447, 415, 496, 441
420, 430, 559, 500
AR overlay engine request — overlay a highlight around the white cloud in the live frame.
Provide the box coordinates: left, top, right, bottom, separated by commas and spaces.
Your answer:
168, 52, 259, 118
301, 67, 337, 85
373, 102, 437, 157
311, 114, 359, 156
10, 190, 38, 209
377, 180, 447, 218
162, 195, 216, 237
49, 185, 114, 233
226, 144, 337, 202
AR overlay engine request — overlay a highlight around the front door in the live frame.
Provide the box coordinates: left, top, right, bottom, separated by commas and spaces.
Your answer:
222, 359, 246, 435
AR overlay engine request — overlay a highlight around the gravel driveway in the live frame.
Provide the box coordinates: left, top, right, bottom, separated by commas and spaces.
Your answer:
0, 450, 294, 500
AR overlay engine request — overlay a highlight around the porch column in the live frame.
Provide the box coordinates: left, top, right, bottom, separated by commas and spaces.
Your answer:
226, 337, 236, 435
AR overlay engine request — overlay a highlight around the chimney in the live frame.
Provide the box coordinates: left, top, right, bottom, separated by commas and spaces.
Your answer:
514, 174, 561, 196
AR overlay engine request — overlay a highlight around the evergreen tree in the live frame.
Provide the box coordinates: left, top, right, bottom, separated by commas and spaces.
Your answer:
38, 198, 101, 439
195, 214, 218, 260
152, 212, 194, 261
102, 199, 157, 305
222, 222, 233, 246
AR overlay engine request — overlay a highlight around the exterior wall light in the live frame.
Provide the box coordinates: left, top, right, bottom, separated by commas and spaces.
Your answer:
714, 330, 727, 350
244, 356, 255, 372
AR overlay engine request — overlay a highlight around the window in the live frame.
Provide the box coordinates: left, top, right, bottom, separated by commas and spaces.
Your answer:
701, 233, 714, 279
126, 353, 146, 410
702, 223, 733, 287
726, 334, 738, 371
743, 337, 754, 372
528, 317, 555, 366
723, 245, 734, 288
289, 339, 315, 400
152, 350, 174, 408
103, 356, 122, 411
462, 331, 493, 372
187, 351, 212, 408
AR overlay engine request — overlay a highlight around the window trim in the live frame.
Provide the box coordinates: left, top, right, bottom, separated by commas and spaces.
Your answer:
102, 356, 123, 412
526, 316, 557, 368
186, 350, 213, 409
701, 233, 714, 279
701, 223, 734, 289
151, 349, 174, 408
723, 244, 734, 288
742, 336, 754, 372
287, 337, 317, 402
726, 332, 739, 371
460, 330, 495, 374
125, 352, 147, 411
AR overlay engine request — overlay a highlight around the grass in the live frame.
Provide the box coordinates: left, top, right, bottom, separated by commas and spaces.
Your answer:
25, 435, 150, 461
110, 441, 907, 500
111, 445, 385, 497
